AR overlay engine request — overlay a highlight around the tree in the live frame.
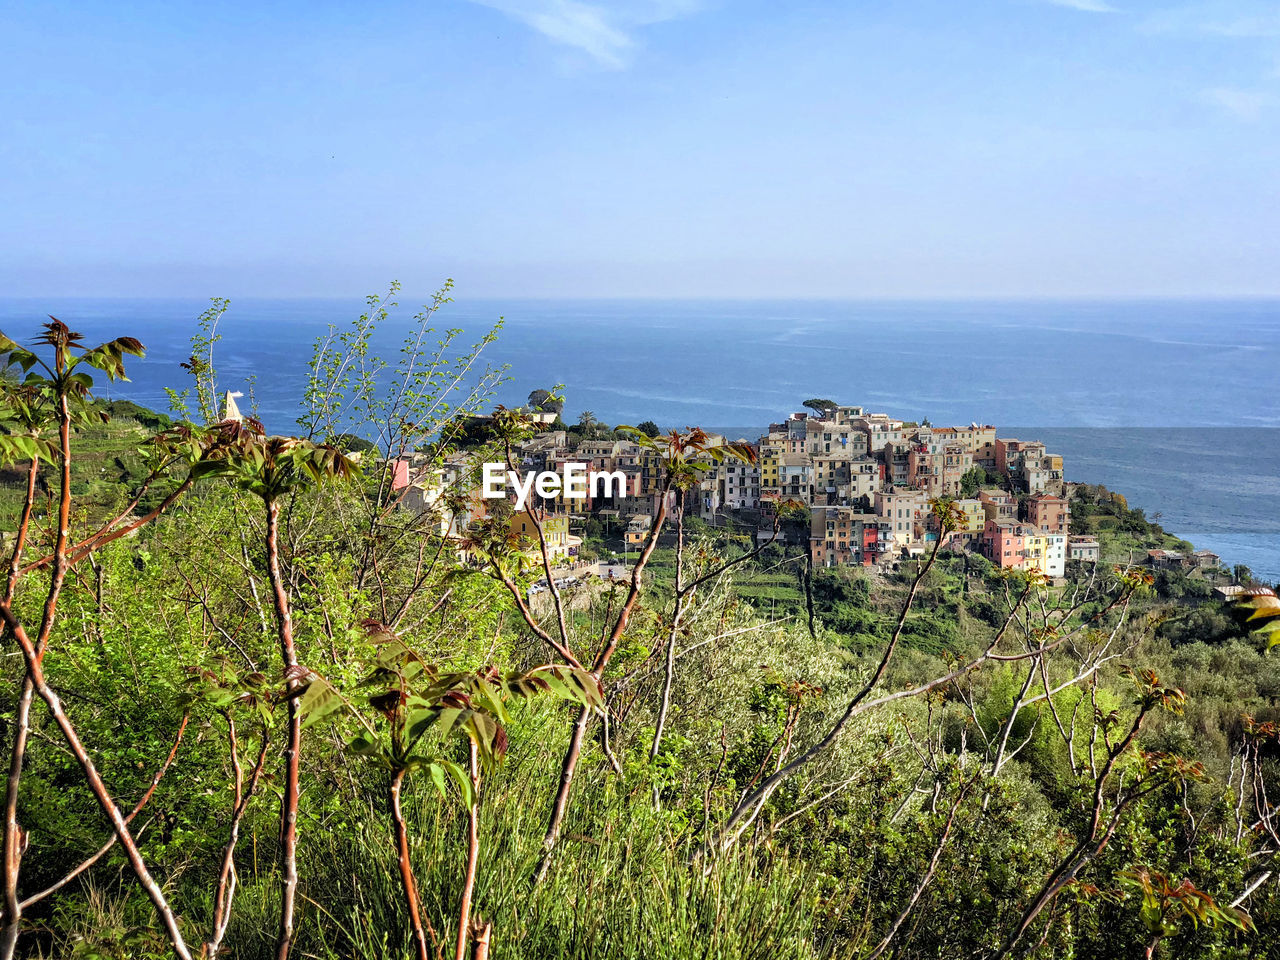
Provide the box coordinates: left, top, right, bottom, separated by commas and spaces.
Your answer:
181, 664, 274, 958
527, 388, 564, 414
699, 528, 1158, 865
1119, 867, 1250, 959
0, 320, 215, 960
636, 419, 661, 437
802, 398, 837, 418
960, 465, 989, 498
640, 431, 765, 774
193, 421, 358, 960
996, 667, 1199, 957
294, 282, 503, 628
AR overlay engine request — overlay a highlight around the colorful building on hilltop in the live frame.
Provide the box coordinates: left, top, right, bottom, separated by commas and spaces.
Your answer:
803, 418, 868, 457
1069, 536, 1101, 563
1020, 531, 1066, 578
936, 497, 986, 549
983, 520, 1065, 577
979, 490, 1018, 523
778, 454, 814, 500
933, 424, 996, 456
848, 413, 905, 453
1026, 493, 1070, 535
390, 458, 411, 492
400, 454, 491, 545
984, 519, 1027, 570
759, 445, 782, 495
719, 457, 761, 510
884, 440, 912, 486
995, 438, 1063, 495
624, 514, 652, 546
811, 506, 881, 567
510, 512, 580, 560
875, 488, 929, 552
908, 440, 973, 498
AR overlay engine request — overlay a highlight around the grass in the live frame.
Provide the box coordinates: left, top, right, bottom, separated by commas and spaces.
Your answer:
52, 731, 823, 960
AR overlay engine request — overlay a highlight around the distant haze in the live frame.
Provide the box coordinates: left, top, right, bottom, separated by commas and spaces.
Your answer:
2, 1, 1279, 298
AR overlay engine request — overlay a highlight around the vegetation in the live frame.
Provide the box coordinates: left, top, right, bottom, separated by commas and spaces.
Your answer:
802, 399, 838, 418
2, 302, 1280, 960
526, 390, 563, 416
1069, 483, 1203, 565
960, 464, 997, 498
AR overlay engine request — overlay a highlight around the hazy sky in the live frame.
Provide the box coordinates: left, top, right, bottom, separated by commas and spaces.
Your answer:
2, 0, 1279, 298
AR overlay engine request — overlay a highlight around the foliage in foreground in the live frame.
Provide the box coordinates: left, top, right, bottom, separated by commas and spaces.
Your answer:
1, 299, 1279, 960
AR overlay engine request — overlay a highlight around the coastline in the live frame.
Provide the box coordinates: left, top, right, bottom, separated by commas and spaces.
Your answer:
3, 297, 1277, 582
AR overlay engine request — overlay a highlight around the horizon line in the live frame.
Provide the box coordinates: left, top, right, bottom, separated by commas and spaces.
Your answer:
6, 292, 1280, 303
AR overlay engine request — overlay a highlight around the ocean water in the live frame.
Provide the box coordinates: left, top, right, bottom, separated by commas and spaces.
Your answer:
1, 297, 1277, 582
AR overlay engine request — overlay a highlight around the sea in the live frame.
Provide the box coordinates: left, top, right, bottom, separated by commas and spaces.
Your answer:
1, 297, 1277, 583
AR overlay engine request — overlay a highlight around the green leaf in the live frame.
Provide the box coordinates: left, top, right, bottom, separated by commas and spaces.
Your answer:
427, 762, 448, 799
436, 705, 467, 741
72, 337, 145, 381
439, 759, 476, 808
472, 677, 509, 723
299, 678, 346, 729
508, 665, 602, 709
404, 706, 438, 744
190, 459, 233, 481
1257, 619, 1280, 648
348, 734, 383, 757
0, 333, 39, 373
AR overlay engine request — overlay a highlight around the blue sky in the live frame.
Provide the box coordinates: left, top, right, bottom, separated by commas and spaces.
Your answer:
2, 0, 1278, 297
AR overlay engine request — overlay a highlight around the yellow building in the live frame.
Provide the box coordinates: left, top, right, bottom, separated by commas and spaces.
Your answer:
934, 424, 996, 454
759, 448, 781, 494
639, 448, 666, 495
509, 514, 580, 560
957, 499, 983, 529
953, 498, 986, 534
1022, 532, 1048, 574
624, 514, 653, 546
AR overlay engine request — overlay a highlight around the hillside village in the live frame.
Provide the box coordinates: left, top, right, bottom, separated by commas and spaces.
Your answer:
388, 400, 1224, 581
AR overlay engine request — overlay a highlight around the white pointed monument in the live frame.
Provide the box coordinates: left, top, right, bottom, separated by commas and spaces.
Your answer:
221, 390, 245, 423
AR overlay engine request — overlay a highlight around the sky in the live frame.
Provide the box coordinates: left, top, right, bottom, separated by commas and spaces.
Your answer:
2, 0, 1279, 298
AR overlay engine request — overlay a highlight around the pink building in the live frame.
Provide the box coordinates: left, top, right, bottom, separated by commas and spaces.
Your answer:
1026, 493, 1069, 535
994, 438, 1021, 475
984, 519, 1026, 569
390, 458, 411, 492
